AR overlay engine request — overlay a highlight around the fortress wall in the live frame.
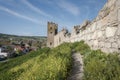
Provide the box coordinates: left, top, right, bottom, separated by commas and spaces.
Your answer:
54, 0, 120, 53
54, 29, 69, 47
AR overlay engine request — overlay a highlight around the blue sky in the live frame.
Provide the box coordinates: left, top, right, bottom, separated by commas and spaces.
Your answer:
0, 0, 107, 36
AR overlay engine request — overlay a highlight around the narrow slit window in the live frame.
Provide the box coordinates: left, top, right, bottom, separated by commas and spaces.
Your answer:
50, 42, 52, 45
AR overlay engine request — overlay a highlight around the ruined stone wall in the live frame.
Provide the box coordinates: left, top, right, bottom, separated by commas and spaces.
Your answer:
54, 29, 69, 47
54, 0, 120, 53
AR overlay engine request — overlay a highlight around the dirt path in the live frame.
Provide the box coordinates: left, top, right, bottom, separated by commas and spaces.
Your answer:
67, 52, 84, 80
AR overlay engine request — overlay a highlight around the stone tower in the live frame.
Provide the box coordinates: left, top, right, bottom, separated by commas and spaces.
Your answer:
47, 22, 58, 48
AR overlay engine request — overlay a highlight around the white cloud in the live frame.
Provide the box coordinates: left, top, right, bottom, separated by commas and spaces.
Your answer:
22, 0, 52, 18
57, 0, 80, 16
0, 6, 41, 24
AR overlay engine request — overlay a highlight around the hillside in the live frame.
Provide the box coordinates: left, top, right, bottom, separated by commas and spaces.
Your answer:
0, 43, 72, 80
0, 33, 46, 41
0, 33, 47, 47
0, 41, 120, 80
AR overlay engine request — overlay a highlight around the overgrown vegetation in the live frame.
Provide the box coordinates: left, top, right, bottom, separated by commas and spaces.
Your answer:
71, 41, 120, 80
0, 41, 120, 80
83, 50, 120, 80
0, 43, 72, 80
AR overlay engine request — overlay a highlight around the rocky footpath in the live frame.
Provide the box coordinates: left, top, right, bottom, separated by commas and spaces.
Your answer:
67, 53, 83, 80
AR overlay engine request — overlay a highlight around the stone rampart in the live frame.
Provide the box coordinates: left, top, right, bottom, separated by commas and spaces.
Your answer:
54, 0, 120, 53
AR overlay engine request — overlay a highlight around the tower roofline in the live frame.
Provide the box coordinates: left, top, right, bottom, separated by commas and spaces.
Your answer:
48, 21, 58, 25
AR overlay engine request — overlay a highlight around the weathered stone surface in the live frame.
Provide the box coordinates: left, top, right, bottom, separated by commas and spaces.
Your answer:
94, 40, 98, 47
87, 27, 91, 32
97, 30, 103, 38
80, 20, 90, 28
67, 53, 83, 80
105, 42, 112, 48
105, 27, 117, 38
116, 24, 120, 35
52, 0, 120, 53
109, 48, 118, 53
108, 10, 118, 23
101, 48, 109, 53
118, 39, 120, 53
96, 17, 109, 29
92, 31, 97, 39
116, 0, 120, 8
96, 0, 111, 20
99, 42, 105, 48
118, 9, 120, 21
118, 39, 120, 47
112, 42, 118, 48
107, 0, 116, 8
90, 22, 97, 31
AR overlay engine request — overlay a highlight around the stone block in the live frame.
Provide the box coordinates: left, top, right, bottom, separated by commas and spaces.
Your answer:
97, 30, 103, 38
101, 48, 109, 53
91, 22, 97, 31
87, 34, 91, 40
107, 0, 116, 8
96, 17, 109, 29
116, 0, 120, 8
92, 31, 97, 39
118, 9, 120, 21
108, 48, 118, 53
107, 9, 118, 23
117, 39, 120, 48
105, 27, 117, 38
112, 42, 118, 48
116, 24, 120, 35
99, 42, 105, 48
94, 40, 98, 47
108, 37, 116, 43
105, 42, 112, 48
87, 27, 91, 32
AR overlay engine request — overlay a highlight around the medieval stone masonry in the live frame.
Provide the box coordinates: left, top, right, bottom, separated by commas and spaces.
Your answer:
47, 0, 120, 53
47, 22, 58, 48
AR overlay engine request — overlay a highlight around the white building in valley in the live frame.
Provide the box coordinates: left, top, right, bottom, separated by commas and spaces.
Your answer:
0, 48, 8, 57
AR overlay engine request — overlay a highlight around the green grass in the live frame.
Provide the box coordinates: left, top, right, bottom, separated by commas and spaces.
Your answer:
71, 41, 120, 80
83, 50, 120, 80
0, 41, 120, 80
0, 43, 72, 80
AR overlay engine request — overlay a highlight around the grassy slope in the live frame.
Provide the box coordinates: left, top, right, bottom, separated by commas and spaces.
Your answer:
0, 41, 120, 80
0, 43, 72, 80
71, 41, 120, 80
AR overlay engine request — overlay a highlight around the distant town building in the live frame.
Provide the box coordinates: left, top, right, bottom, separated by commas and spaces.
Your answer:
0, 47, 8, 57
